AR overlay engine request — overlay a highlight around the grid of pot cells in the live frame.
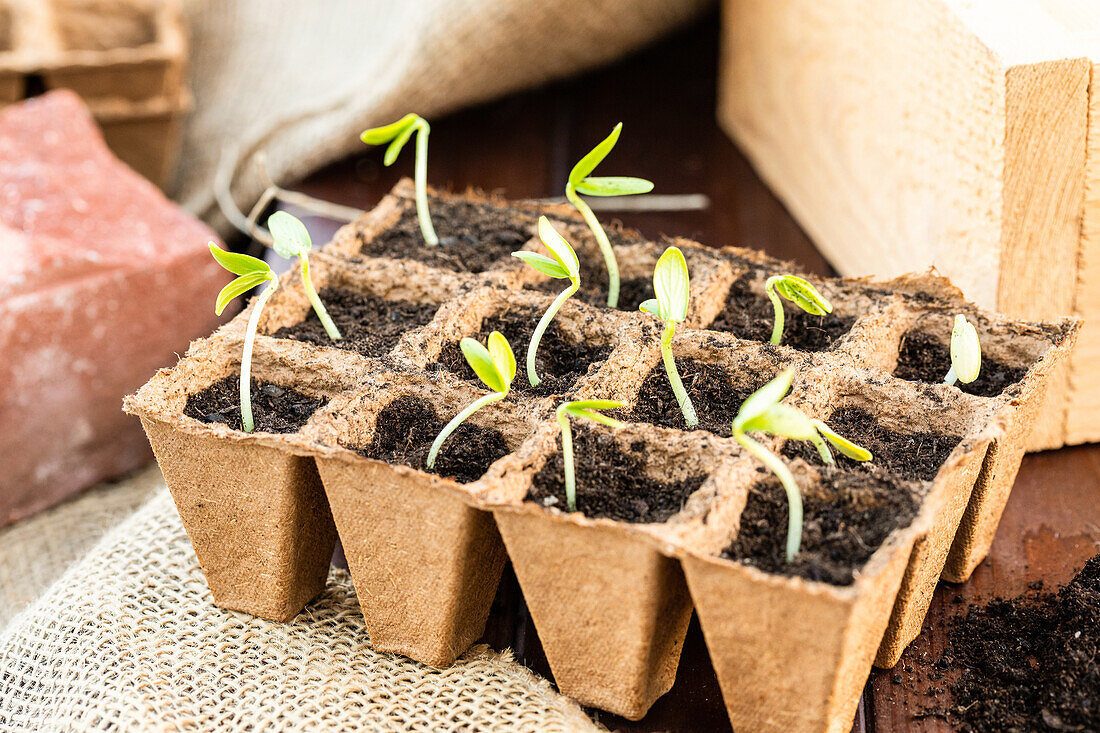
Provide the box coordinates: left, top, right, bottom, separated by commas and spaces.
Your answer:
134, 181, 1074, 732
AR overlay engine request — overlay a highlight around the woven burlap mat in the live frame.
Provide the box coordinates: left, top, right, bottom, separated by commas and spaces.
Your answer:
0, 479, 599, 732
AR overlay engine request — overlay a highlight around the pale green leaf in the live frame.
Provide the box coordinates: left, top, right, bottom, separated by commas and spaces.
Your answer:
267, 211, 312, 258
383, 121, 417, 166
460, 337, 507, 393
512, 251, 570, 279
215, 271, 270, 315
487, 331, 516, 387
734, 368, 795, 433
209, 243, 271, 277
653, 246, 689, 323
816, 421, 873, 461
568, 122, 622, 186
537, 216, 580, 279
574, 176, 654, 197
578, 410, 626, 429
773, 275, 832, 315
638, 298, 661, 317
742, 403, 818, 440
360, 113, 418, 145
565, 399, 625, 412
950, 314, 982, 384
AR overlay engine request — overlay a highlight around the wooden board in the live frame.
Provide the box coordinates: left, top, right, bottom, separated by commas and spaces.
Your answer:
719, 0, 1100, 449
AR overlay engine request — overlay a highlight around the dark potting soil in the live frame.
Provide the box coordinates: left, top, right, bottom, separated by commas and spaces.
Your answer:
184, 376, 326, 433
356, 395, 509, 484
527, 425, 707, 524
924, 554, 1100, 732
782, 407, 962, 482
357, 198, 536, 273
433, 306, 611, 397
626, 357, 776, 436
708, 275, 855, 352
894, 329, 1028, 398
271, 287, 439, 358
723, 469, 922, 585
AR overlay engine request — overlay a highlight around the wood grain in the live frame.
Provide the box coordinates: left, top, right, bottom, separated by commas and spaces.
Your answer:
719, 0, 1097, 450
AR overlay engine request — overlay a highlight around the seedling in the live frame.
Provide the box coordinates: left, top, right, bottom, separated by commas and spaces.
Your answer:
426, 331, 516, 469
208, 244, 280, 433
556, 400, 625, 512
267, 211, 341, 340
733, 369, 873, 561
945, 314, 982, 386
764, 274, 833, 345
360, 114, 437, 245
512, 217, 581, 387
566, 122, 654, 308
640, 247, 698, 427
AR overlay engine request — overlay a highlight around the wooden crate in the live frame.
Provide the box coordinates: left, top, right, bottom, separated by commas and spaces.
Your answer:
719, 0, 1099, 450
0, 0, 188, 186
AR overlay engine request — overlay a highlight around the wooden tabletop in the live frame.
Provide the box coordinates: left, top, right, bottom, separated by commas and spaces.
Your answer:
278, 15, 1100, 732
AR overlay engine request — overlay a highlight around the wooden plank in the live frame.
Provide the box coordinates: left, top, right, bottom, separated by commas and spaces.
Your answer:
719, 0, 1094, 450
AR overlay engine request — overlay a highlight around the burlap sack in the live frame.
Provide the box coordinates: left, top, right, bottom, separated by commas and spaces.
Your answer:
176, 0, 711, 233
0, 484, 600, 732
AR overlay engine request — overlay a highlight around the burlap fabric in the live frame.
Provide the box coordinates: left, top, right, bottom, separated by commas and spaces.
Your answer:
176, 0, 711, 233
0, 484, 599, 732
0, 467, 161, 630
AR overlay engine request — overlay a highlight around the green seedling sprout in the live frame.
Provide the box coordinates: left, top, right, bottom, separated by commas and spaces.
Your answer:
733, 369, 873, 561
426, 331, 516, 469
556, 400, 626, 512
945, 314, 982, 386
267, 211, 341, 340
765, 274, 833, 345
360, 113, 437, 245
208, 244, 280, 433
512, 217, 581, 387
640, 246, 698, 427
566, 122, 654, 308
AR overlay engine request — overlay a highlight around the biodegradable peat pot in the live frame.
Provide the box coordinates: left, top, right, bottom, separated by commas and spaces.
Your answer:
123, 336, 344, 622
307, 371, 543, 668
870, 277, 1081, 582
478, 420, 747, 720
683, 461, 928, 733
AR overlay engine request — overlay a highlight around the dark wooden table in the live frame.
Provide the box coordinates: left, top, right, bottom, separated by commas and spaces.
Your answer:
276, 15, 1100, 732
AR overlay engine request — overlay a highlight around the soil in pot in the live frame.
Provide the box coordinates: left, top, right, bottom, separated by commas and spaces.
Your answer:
184, 376, 327, 433
356, 198, 536, 273
433, 306, 611, 397
355, 395, 509, 484
723, 469, 922, 585
781, 407, 962, 482
919, 553, 1099, 731
893, 329, 1027, 398
271, 287, 439, 358
625, 357, 777, 436
707, 275, 855, 352
526, 425, 707, 523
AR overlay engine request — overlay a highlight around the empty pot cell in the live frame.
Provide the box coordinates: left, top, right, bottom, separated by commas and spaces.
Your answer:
707, 269, 858, 352
310, 376, 536, 667
622, 330, 800, 436
432, 291, 617, 398
258, 255, 449, 359
52, 0, 158, 50
782, 406, 962, 482
892, 310, 1061, 398
354, 194, 538, 273
724, 465, 925, 586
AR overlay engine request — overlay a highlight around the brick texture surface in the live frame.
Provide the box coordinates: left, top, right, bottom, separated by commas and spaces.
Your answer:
0, 91, 226, 527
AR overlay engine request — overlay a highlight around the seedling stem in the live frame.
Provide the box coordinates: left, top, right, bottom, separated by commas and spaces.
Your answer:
556, 400, 625, 511
764, 274, 832, 345
640, 246, 698, 426
267, 211, 341, 340
361, 114, 438, 245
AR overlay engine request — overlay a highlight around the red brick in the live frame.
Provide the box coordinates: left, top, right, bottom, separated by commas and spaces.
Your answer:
0, 91, 227, 526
